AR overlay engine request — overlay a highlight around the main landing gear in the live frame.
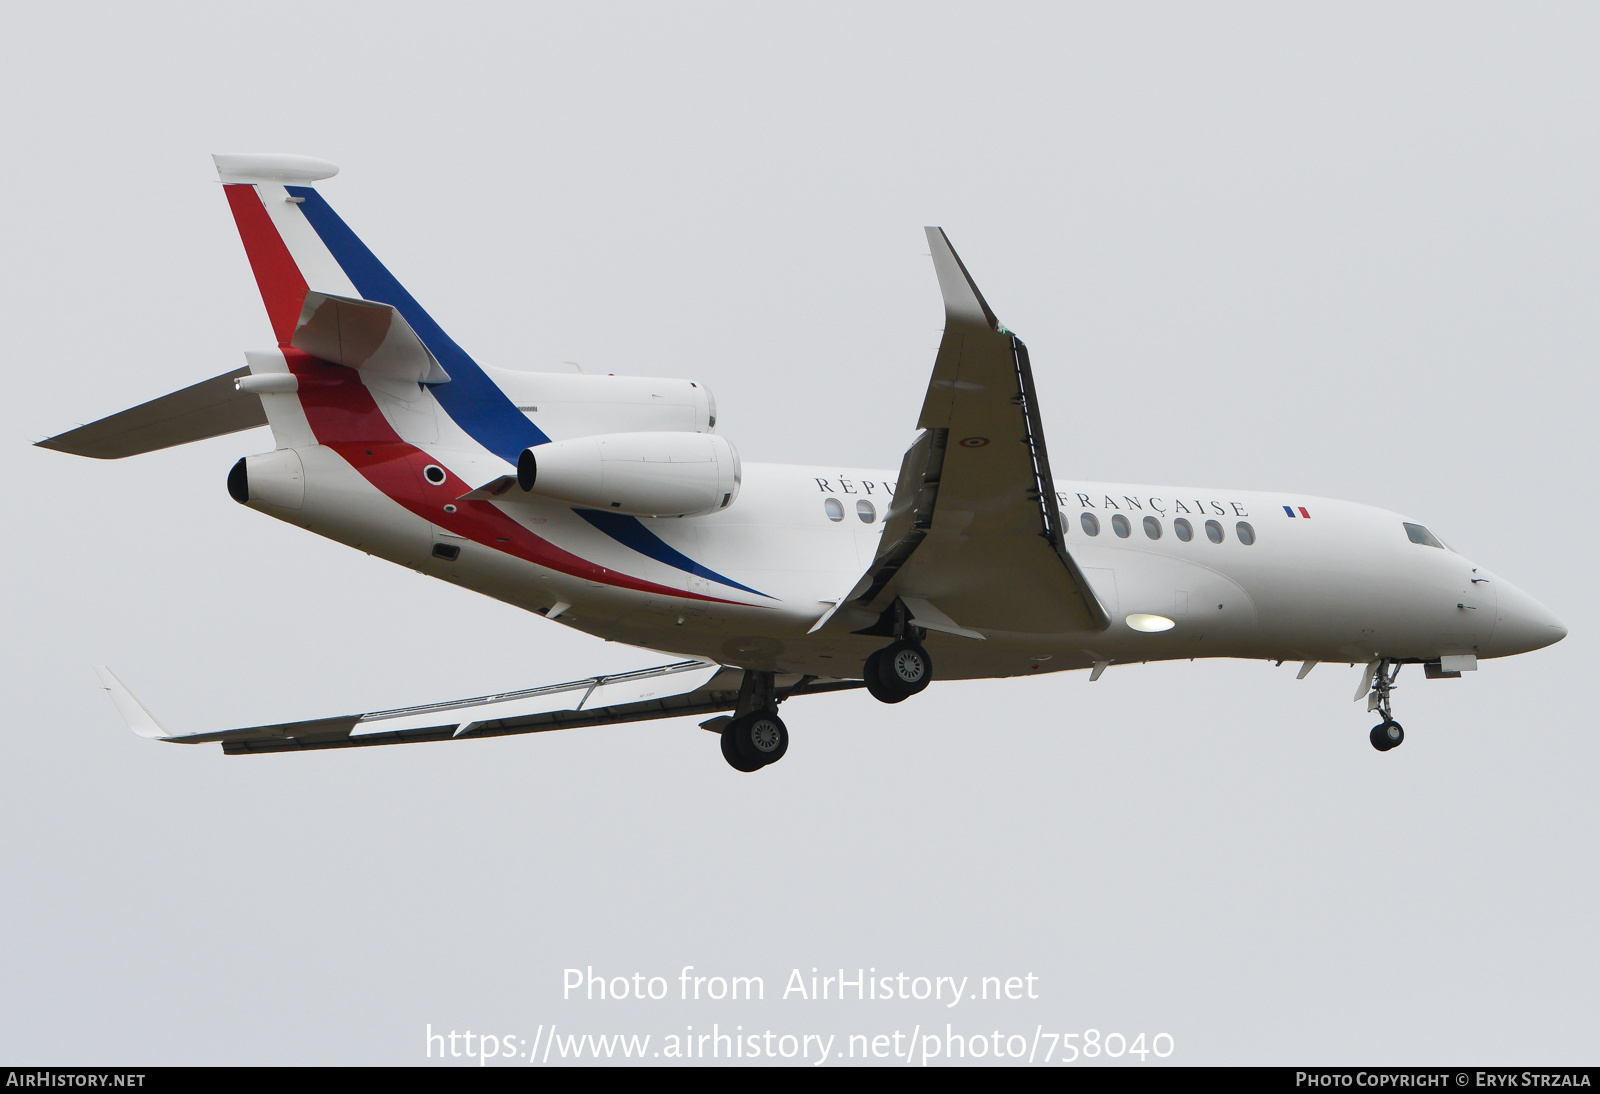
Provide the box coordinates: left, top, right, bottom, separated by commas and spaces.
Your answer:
864, 638, 934, 704
719, 670, 790, 773
715, 618, 936, 771
1366, 658, 1405, 753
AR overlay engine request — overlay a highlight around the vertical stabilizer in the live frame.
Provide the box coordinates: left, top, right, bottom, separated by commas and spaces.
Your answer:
213, 153, 543, 459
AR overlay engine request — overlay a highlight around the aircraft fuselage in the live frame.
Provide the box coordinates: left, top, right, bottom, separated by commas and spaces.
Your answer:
240, 439, 1563, 680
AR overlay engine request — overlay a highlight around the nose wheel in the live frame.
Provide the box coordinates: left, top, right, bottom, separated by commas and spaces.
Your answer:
1370, 720, 1405, 751
1363, 658, 1406, 752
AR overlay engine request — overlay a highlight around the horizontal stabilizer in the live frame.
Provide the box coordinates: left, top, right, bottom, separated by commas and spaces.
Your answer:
115, 661, 861, 755
291, 291, 449, 384
36, 366, 268, 459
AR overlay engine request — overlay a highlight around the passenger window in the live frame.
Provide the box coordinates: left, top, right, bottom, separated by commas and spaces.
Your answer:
1205, 519, 1224, 544
1174, 517, 1193, 542
1112, 514, 1131, 538
824, 498, 844, 522
1236, 521, 1256, 545
1143, 516, 1162, 540
1080, 512, 1100, 536
1404, 522, 1444, 549
856, 499, 876, 524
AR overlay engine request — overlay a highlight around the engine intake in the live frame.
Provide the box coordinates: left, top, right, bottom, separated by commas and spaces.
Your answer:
516, 432, 740, 518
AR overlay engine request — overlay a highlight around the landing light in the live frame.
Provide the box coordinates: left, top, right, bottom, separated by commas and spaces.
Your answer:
1126, 614, 1175, 633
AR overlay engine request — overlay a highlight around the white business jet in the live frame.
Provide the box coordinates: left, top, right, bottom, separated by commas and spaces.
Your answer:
40, 154, 1566, 770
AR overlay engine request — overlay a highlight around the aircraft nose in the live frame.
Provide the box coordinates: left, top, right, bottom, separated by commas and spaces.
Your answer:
1489, 580, 1567, 656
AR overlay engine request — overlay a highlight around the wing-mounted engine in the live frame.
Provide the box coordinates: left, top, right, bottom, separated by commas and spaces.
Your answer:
479, 431, 741, 518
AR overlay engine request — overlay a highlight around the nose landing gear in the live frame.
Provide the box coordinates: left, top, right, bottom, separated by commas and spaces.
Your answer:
1365, 658, 1405, 752
1370, 720, 1405, 751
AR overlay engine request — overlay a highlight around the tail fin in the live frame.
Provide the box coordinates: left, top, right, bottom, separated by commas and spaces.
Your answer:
220, 155, 445, 384
215, 154, 543, 461
214, 154, 343, 345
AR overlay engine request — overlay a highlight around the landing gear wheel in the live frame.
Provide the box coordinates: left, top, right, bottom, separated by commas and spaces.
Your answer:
728, 710, 789, 768
720, 724, 764, 772
862, 648, 903, 704
1369, 721, 1405, 752
880, 640, 933, 697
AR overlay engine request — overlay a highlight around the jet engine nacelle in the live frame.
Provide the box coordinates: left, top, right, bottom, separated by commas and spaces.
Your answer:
488, 370, 718, 440
228, 448, 304, 511
516, 432, 741, 517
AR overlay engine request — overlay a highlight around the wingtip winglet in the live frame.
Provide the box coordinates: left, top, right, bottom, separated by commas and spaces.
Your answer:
94, 666, 173, 740
924, 226, 1001, 332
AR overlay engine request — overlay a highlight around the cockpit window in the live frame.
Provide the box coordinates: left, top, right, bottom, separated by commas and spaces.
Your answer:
1404, 522, 1444, 549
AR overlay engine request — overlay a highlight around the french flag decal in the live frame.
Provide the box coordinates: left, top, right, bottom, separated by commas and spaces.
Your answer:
1283, 505, 1311, 518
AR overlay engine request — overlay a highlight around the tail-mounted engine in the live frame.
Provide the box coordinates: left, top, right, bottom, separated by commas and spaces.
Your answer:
516, 432, 741, 518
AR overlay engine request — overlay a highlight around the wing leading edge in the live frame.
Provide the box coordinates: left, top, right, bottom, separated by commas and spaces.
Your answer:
824, 228, 1110, 638
97, 662, 861, 755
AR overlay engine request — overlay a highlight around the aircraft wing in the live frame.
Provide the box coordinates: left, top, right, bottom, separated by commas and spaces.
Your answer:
95, 662, 860, 755
821, 228, 1110, 638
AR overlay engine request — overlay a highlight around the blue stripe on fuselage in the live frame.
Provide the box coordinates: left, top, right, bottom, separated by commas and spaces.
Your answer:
286, 185, 550, 461
286, 185, 768, 600
574, 509, 771, 598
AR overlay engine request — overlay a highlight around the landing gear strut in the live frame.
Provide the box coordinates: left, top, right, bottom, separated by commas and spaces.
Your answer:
719, 670, 789, 772
1367, 658, 1405, 752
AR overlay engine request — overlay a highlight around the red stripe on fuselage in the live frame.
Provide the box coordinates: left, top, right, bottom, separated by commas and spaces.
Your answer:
283, 352, 741, 605
221, 190, 744, 605
223, 185, 309, 346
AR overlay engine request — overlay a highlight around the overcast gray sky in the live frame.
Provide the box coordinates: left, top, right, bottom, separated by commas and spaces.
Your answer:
2, 1, 1595, 1066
